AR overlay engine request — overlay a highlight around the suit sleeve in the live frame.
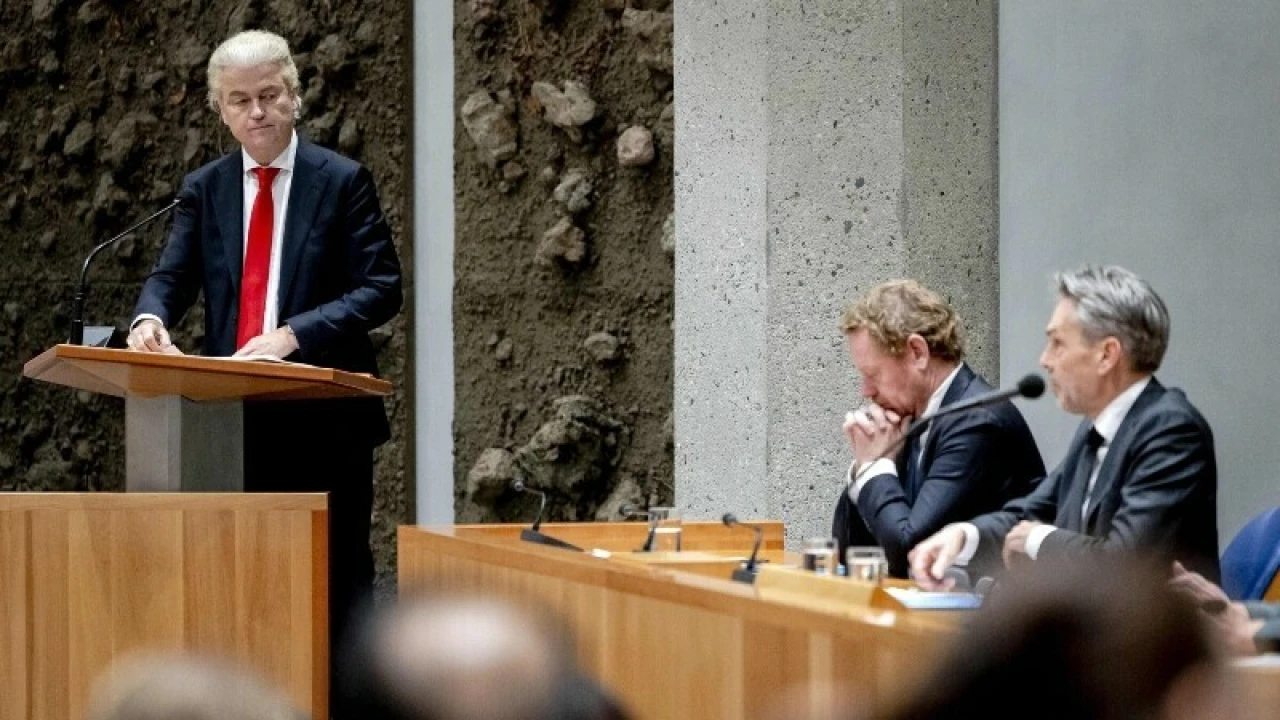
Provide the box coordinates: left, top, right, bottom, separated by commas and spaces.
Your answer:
285, 165, 403, 353
133, 178, 203, 326
967, 466, 1063, 570
855, 413, 1009, 576
1037, 413, 1213, 561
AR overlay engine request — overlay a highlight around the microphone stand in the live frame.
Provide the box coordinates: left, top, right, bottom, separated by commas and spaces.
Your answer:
722, 513, 764, 584
69, 196, 186, 345
511, 481, 582, 552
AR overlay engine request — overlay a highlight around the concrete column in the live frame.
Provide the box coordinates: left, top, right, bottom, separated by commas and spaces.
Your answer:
675, 0, 999, 544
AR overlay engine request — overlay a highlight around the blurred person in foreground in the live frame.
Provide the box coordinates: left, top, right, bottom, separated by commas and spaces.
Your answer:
833, 279, 1044, 576
87, 655, 305, 720
910, 265, 1219, 587
865, 558, 1230, 720
1169, 561, 1280, 656
341, 595, 630, 720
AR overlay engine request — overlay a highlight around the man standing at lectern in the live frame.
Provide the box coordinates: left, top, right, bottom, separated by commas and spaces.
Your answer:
126, 29, 402, 700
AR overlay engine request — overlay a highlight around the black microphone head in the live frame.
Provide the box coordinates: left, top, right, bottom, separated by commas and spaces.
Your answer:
722, 513, 738, 527
1017, 374, 1046, 399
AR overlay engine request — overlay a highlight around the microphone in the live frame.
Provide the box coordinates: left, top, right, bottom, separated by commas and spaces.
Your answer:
69, 194, 191, 346
866, 374, 1044, 459
722, 513, 765, 584
510, 480, 581, 552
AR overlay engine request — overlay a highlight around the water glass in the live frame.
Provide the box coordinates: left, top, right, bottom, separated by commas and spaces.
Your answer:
846, 546, 888, 584
802, 537, 839, 575
649, 506, 682, 552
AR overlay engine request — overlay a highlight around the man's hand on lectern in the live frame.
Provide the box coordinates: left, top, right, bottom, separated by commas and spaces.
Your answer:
127, 319, 183, 355
233, 325, 300, 359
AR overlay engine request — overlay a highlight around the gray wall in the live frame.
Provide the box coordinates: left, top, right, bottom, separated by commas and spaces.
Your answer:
1000, 0, 1280, 542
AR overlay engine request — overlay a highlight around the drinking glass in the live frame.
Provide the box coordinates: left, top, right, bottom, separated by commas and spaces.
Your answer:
802, 537, 839, 575
649, 506, 682, 552
845, 546, 888, 584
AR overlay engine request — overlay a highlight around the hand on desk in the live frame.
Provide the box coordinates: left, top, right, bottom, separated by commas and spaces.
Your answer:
908, 524, 967, 591
1002, 520, 1042, 570
126, 319, 183, 355
233, 326, 299, 359
1168, 561, 1264, 656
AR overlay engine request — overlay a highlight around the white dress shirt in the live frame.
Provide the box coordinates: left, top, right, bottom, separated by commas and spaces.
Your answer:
133, 131, 298, 346
846, 363, 965, 502
953, 376, 1152, 565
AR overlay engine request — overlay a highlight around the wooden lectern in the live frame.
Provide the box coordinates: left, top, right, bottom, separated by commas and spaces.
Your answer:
23, 344, 390, 491
9, 344, 391, 719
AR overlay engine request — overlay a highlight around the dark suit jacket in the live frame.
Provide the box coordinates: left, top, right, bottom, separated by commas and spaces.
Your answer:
134, 139, 403, 447
833, 364, 1046, 577
971, 378, 1220, 581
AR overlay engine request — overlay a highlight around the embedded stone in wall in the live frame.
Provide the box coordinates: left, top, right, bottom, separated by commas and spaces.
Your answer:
62, 120, 94, 159
460, 90, 518, 167
552, 169, 594, 214
536, 218, 586, 267
660, 210, 674, 255
531, 80, 597, 142
510, 395, 623, 496
465, 447, 516, 506
594, 473, 644, 521
582, 332, 620, 364
620, 8, 673, 74
338, 117, 362, 155
616, 125, 654, 167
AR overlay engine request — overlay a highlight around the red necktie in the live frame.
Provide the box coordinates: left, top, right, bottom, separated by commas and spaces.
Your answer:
236, 166, 281, 349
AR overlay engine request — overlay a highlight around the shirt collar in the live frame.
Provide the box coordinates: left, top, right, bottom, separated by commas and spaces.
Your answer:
923, 363, 965, 418
241, 130, 298, 174
1092, 376, 1151, 444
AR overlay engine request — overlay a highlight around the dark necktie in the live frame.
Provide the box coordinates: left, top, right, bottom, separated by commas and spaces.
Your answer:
904, 432, 923, 504
236, 166, 281, 350
1069, 427, 1105, 531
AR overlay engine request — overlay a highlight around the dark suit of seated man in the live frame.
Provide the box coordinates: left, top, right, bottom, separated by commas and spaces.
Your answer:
831, 280, 1045, 578
911, 266, 1219, 588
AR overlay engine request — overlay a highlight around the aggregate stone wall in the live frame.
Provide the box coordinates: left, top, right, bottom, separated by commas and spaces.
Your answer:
0, 0, 412, 588
454, 0, 675, 522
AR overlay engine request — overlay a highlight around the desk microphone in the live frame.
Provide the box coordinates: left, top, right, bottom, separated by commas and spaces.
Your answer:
722, 513, 764, 584
69, 194, 191, 346
510, 480, 581, 552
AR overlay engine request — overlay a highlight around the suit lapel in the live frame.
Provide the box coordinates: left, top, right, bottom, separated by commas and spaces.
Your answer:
215, 153, 245, 296
1057, 421, 1093, 531
278, 140, 331, 318
1082, 379, 1165, 530
918, 364, 977, 475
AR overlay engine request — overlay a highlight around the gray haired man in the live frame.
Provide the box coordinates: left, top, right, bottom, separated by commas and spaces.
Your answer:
910, 266, 1219, 588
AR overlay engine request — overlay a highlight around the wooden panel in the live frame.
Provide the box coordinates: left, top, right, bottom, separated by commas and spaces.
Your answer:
22, 344, 389, 402
1264, 568, 1280, 603
0, 493, 327, 720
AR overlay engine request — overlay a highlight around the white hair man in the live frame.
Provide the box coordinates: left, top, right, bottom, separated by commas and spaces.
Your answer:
910, 265, 1219, 588
127, 29, 403, 714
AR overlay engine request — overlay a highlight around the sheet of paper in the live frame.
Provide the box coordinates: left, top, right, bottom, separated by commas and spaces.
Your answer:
884, 587, 983, 610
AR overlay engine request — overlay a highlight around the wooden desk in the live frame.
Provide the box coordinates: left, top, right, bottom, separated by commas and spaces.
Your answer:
401, 523, 949, 719
0, 493, 328, 720
401, 522, 1280, 720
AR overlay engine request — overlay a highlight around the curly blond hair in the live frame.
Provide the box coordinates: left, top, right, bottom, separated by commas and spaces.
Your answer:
840, 279, 965, 361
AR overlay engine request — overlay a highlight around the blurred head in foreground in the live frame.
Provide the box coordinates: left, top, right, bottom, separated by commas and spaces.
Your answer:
87, 655, 303, 720
342, 595, 629, 720
871, 557, 1229, 720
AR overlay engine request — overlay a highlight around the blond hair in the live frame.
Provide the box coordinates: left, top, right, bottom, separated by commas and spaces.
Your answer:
840, 279, 965, 361
206, 30, 302, 116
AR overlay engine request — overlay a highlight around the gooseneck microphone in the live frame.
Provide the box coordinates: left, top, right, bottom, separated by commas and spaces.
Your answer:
902, 373, 1045, 443
722, 513, 765, 584
619, 504, 658, 552
69, 194, 190, 346
863, 373, 1045, 462
510, 480, 581, 552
